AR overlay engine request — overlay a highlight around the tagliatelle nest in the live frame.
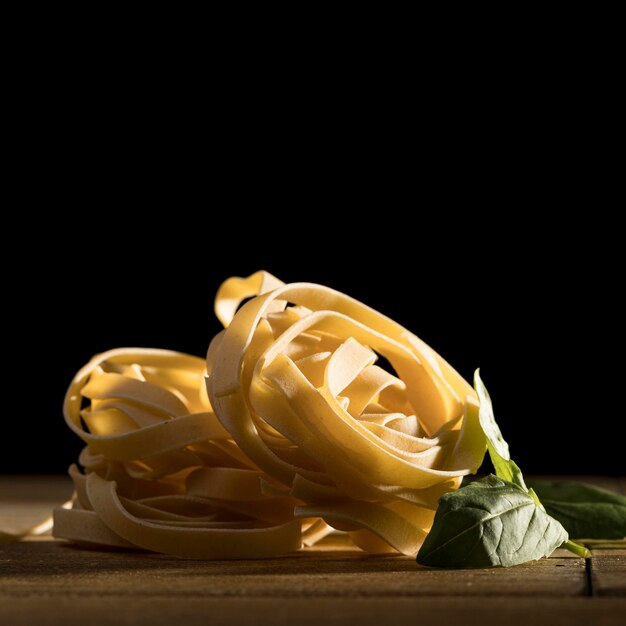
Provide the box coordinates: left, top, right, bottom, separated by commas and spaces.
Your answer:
49, 271, 486, 558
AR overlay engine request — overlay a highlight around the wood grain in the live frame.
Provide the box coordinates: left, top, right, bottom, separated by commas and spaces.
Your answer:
1, 476, 625, 626
590, 550, 626, 597
0, 475, 72, 533
0, 540, 588, 599
1, 596, 625, 626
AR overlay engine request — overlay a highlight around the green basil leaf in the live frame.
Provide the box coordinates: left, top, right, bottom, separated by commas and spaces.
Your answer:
416, 475, 568, 568
473, 369, 527, 490
528, 480, 626, 540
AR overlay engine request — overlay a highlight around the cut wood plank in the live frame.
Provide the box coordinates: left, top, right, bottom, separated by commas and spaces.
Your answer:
0, 539, 588, 598
0, 475, 72, 534
529, 476, 624, 494
0, 475, 72, 502
590, 549, 626, 597
1, 596, 625, 626
3, 476, 626, 626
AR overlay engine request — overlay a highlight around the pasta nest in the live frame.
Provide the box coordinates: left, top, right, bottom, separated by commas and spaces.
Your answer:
55, 271, 485, 558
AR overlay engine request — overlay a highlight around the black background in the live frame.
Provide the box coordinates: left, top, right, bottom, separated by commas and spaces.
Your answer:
3, 206, 620, 476
2, 49, 621, 476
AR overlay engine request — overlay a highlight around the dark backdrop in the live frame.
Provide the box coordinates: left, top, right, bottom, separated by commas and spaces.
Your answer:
3, 210, 619, 475
3, 21, 620, 477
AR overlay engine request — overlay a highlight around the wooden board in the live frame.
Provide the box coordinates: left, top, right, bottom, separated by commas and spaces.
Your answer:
1, 476, 624, 626
591, 550, 626, 597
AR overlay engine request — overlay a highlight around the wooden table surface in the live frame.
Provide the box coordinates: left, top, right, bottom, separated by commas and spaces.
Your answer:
1, 476, 624, 626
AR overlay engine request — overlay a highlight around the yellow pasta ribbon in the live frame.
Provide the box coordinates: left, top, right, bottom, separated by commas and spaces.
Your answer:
7, 271, 486, 558
54, 347, 305, 558
207, 271, 485, 555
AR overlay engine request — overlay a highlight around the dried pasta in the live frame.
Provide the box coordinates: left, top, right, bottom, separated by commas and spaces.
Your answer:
8, 271, 486, 558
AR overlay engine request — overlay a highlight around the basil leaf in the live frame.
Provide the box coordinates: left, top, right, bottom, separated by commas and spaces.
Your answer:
416, 475, 568, 568
474, 369, 527, 490
528, 480, 626, 540
472, 370, 589, 558
416, 370, 590, 569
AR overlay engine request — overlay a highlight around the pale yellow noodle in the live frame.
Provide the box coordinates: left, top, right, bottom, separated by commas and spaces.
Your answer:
3, 271, 485, 558
53, 347, 305, 558
207, 271, 485, 555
